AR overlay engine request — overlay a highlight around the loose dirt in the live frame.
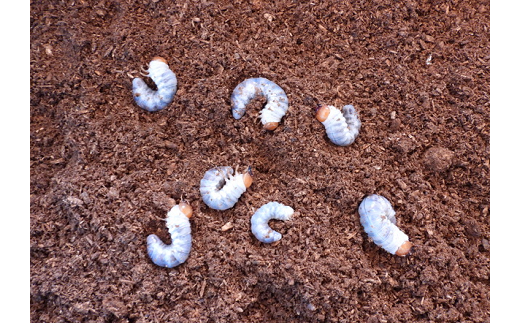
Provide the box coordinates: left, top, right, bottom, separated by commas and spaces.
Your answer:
31, 1, 490, 322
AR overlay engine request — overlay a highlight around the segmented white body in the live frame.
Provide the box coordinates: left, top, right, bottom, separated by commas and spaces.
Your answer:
251, 202, 294, 243
132, 57, 177, 112
358, 194, 411, 256
200, 166, 250, 210
318, 105, 361, 146
231, 78, 289, 129
147, 204, 191, 268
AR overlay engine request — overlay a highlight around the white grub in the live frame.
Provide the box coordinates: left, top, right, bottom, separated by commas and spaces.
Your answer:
251, 202, 294, 243
231, 77, 289, 130
358, 194, 412, 256
200, 166, 253, 210
315, 104, 361, 146
146, 202, 193, 268
132, 57, 177, 112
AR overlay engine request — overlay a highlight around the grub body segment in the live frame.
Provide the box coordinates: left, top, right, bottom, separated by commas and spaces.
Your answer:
147, 203, 192, 268
200, 166, 252, 210
132, 57, 177, 112
231, 77, 289, 130
358, 194, 412, 256
317, 104, 361, 146
251, 202, 294, 243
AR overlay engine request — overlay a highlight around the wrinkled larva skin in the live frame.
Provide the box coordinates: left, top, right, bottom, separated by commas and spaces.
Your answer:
200, 166, 251, 210
147, 204, 192, 268
132, 57, 177, 112
231, 77, 289, 129
358, 194, 412, 256
251, 202, 294, 243
317, 105, 361, 146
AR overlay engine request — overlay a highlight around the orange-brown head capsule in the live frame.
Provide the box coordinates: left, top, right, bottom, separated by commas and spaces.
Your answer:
151, 56, 168, 64
263, 122, 279, 131
315, 105, 330, 122
395, 241, 412, 256
178, 201, 193, 218
243, 167, 254, 188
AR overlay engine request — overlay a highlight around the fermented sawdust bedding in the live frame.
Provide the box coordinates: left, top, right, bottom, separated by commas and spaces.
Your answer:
31, 1, 489, 322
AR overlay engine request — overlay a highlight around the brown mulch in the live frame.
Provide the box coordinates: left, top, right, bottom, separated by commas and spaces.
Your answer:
30, 1, 490, 322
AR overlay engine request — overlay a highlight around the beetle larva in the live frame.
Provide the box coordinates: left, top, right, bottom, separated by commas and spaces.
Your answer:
132, 57, 177, 112
231, 77, 289, 130
315, 104, 361, 146
200, 166, 253, 210
358, 194, 412, 256
251, 202, 294, 243
146, 201, 193, 268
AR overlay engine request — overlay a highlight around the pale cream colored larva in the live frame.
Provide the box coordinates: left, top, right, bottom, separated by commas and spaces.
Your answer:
231, 78, 289, 130
132, 57, 177, 112
358, 194, 412, 256
146, 202, 193, 268
251, 202, 294, 243
199, 166, 253, 210
315, 104, 361, 146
